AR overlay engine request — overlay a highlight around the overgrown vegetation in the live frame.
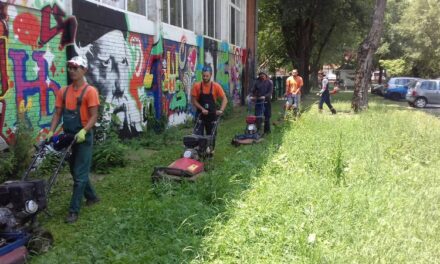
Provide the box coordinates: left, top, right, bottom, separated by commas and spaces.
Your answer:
91, 98, 129, 174
0, 120, 34, 182
92, 132, 128, 174
28, 93, 440, 263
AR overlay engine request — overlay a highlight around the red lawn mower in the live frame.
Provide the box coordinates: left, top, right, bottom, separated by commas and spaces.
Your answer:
231, 97, 265, 146
151, 115, 220, 182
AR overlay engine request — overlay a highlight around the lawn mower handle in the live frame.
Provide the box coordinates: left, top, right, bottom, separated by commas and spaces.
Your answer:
21, 140, 48, 181
45, 139, 76, 197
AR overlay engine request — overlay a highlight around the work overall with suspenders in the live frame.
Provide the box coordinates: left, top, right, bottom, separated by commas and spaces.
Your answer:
62, 85, 98, 214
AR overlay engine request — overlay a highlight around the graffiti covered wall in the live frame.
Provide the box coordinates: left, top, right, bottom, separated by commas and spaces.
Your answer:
0, 1, 74, 150
0, 0, 246, 148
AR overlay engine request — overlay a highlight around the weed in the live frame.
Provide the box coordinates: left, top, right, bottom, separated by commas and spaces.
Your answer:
331, 133, 347, 185
0, 120, 34, 181
0, 150, 14, 182
92, 132, 128, 174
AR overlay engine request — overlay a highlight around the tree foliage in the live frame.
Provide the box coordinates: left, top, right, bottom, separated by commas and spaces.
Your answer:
379, 59, 408, 76
378, 0, 440, 77
258, 0, 375, 93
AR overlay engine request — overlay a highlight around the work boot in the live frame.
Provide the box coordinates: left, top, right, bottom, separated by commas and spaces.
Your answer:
85, 197, 100, 207
65, 212, 78, 224
331, 108, 337, 115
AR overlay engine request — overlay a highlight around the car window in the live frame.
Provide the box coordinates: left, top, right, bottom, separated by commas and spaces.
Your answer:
420, 81, 437, 90
395, 79, 404, 85
408, 80, 418, 89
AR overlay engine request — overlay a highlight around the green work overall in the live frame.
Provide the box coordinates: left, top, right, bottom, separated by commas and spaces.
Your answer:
62, 85, 98, 213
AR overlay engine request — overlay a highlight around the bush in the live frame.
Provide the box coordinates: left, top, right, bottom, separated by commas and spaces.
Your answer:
92, 132, 128, 174
0, 151, 14, 182
217, 98, 233, 119
0, 120, 34, 182
146, 113, 168, 134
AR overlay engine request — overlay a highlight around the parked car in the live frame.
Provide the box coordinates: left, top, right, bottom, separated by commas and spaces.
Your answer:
371, 84, 386, 96
384, 77, 419, 100
406, 79, 440, 108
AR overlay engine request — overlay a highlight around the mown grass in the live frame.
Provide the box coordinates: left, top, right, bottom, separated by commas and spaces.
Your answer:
31, 93, 440, 263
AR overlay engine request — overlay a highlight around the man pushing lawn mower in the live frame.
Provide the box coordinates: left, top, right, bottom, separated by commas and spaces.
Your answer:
251, 72, 273, 135
47, 56, 100, 224
151, 65, 227, 182
191, 65, 228, 140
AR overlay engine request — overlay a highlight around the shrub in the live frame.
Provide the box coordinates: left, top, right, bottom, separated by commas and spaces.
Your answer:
0, 151, 14, 182
146, 113, 168, 134
0, 120, 34, 182
92, 132, 128, 174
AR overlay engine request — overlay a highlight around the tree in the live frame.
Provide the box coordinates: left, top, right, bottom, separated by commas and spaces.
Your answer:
352, 0, 387, 112
377, 0, 440, 78
258, 0, 373, 94
399, 0, 440, 77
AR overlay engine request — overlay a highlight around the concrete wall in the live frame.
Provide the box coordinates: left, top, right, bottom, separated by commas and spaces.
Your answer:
0, 0, 251, 149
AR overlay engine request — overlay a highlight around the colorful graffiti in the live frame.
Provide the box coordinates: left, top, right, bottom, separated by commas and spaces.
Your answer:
0, 0, 246, 149
0, 2, 70, 150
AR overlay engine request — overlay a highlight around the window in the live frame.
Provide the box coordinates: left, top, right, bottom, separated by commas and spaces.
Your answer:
90, 0, 146, 16
204, 0, 221, 39
229, 0, 241, 45
103, 0, 124, 9
128, 0, 146, 15
163, 0, 194, 31
421, 81, 437, 90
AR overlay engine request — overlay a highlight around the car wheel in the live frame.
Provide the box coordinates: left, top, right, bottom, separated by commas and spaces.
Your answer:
414, 97, 427, 108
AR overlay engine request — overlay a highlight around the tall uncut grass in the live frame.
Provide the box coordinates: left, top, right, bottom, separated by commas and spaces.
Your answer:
192, 96, 440, 263
32, 94, 440, 263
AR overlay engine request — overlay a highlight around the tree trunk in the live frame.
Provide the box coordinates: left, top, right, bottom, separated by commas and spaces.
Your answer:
352, 0, 387, 112
378, 66, 384, 84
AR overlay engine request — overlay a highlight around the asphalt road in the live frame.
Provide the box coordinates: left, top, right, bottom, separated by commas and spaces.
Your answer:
421, 104, 440, 117
379, 95, 440, 118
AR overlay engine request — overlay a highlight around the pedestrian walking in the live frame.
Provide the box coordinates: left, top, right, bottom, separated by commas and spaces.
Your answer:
284, 69, 303, 118
318, 72, 337, 114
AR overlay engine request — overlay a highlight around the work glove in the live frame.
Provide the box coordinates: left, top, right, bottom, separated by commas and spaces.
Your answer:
74, 128, 87, 143
46, 131, 54, 143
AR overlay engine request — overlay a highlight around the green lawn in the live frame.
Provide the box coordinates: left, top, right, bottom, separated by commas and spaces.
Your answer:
32, 93, 440, 263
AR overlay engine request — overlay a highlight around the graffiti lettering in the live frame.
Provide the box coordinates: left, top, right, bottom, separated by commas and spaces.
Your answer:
0, 2, 8, 96
8, 49, 60, 127
169, 80, 187, 112
162, 50, 179, 93
13, 12, 41, 47
0, 37, 7, 96
39, 4, 77, 50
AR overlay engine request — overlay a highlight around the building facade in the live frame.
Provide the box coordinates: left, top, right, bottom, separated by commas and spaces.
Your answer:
0, 0, 257, 150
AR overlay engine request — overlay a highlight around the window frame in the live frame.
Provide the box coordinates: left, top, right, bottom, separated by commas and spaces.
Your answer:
203, 0, 222, 40
87, 0, 147, 17
163, 0, 194, 31
229, 0, 241, 46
